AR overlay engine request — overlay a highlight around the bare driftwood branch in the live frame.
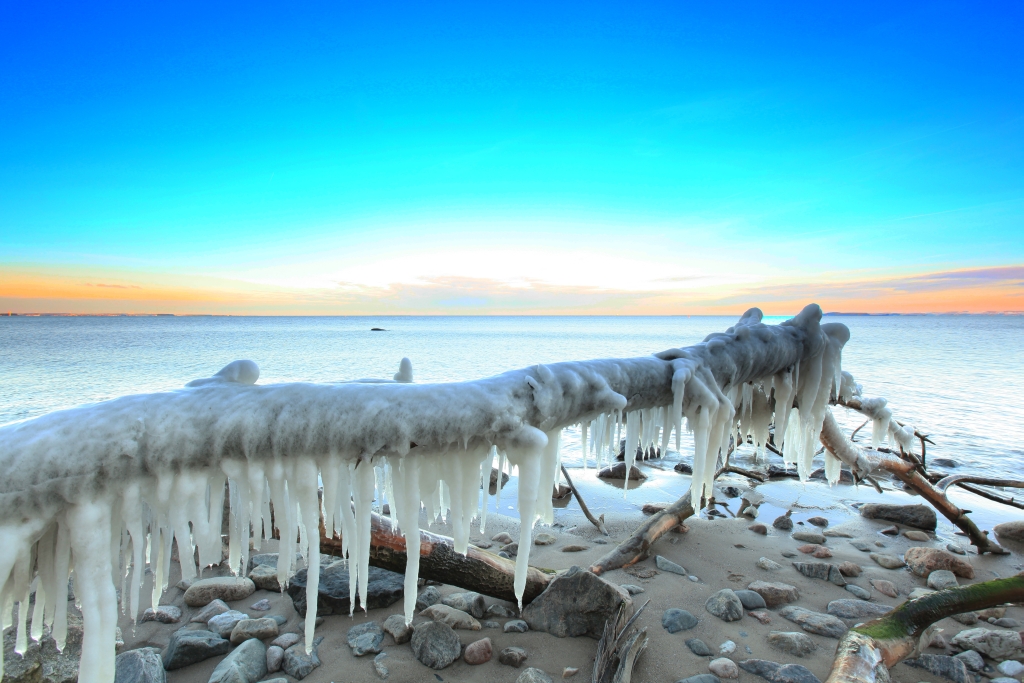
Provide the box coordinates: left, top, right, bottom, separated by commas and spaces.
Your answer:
592, 599, 649, 683
561, 464, 610, 535
826, 574, 1024, 683
319, 511, 553, 604
590, 488, 696, 575
934, 474, 1024, 493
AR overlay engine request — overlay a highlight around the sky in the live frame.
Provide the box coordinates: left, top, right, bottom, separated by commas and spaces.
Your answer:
1, 2, 1023, 315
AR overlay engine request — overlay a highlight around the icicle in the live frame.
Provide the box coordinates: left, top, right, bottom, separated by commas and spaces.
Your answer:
538, 431, 561, 524
391, 454, 421, 624
580, 421, 589, 470
66, 499, 117, 683
495, 450, 507, 511
824, 451, 842, 485
352, 458, 376, 614
480, 446, 495, 534
506, 436, 545, 609
121, 484, 145, 622
294, 457, 321, 654
772, 367, 796, 450
783, 408, 801, 467
623, 410, 640, 491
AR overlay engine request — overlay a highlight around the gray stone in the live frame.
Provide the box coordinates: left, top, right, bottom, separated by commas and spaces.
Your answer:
521, 565, 631, 638
207, 610, 250, 638
486, 603, 519, 618
850, 540, 872, 552
845, 584, 871, 600
772, 664, 822, 683
411, 621, 461, 669
709, 658, 740, 679
191, 598, 231, 623
347, 621, 385, 656
420, 603, 482, 630
162, 629, 231, 670
229, 617, 278, 644
905, 547, 975, 579
656, 555, 687, 575
773, 512, 794, 530
952, 612, 979, 625
249, 598, 271, 611
992, 521, 1024, 542
183, 577, 256, 607
209, 638, 267, 683
443, 591, 487, 618
778, 606, 848, 638
535, 533, 556, 545
491, 531, 514, 543
288, 561, 404, 615
114, 647, 165, 683
373, 652, 389, 680
597, 462, 647, 480
826, 599, 893, 619
792, 562, 830, 580
947, 543, 967, 555
993, 617, 1021, 628
746, 581, 800, 608
270, 614, 287, 626
860, 503, 937, 530
271, 633, 301, 649
416, 585, 443, 611
738, 659, 781, 679
516, 668, 554, 683
953, 650, 985, 672
997, 661, 1024, 677
502, 542, 520, 555
950, 628, 1023, 659
676, 676, 721, 683
266, 645, 284, 674
504, 619, 530, 633
705, 588, 744, 622
620, 584, 645, 595
869, 553, 905, 569
662, 608, 699, 633
248, 552, 302, 571
791, 531, 825, 544
140, 605, 181, 624
499, 646, 529, 667
734, 590, 767, 610
928, 569, 959, 590
282, 637, 323, 680
904, 654, 971, 683
687, 637, 713, 656
247, 563, 281, 592
767, 631, 816, 657
757, 557, 783, 571
383, 613, 413, 644
483, 620, 500, 628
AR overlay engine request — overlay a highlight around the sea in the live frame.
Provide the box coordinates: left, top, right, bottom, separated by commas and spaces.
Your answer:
2, 314, 1022, 528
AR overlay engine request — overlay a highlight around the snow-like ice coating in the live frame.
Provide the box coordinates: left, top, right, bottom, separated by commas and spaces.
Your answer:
0, 304, 849, 682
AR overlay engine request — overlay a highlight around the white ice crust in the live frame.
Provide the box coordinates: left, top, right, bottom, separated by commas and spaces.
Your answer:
0, 304, 848, 682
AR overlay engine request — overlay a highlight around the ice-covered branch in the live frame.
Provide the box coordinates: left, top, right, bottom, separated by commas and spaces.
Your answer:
0, 303, 848, 682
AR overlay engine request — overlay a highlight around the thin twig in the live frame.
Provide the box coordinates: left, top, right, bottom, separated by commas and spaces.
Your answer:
850, 419, 870, 442
561, 464, 610, 536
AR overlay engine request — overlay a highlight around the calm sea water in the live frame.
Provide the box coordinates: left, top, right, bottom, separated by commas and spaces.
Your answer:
2, 315, 1022, 481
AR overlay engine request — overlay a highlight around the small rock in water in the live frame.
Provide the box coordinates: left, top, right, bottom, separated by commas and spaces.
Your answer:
845, 584, 871, 600
733, 590, 766, 610
748, 524, 768, 535
806, 517, 828, 527
792, 531, 826, 544
662, 608, 699, 633
746, 581, 799, 608
879, 525, 899, 536
534, 533, 556, 545
516, 668, 555, 683
620, 584, 645, 595
347, 621, 385, 656
249, 598, 271, 611
505, 619, 530, 633
870, 579, 898, 597
826, 599, 893, 619
756, 557, 782, 571
464, 637, 493, 665
373, 652, 389, 680
416, 585, 442, 611
953, 650, 985, 672
709, 658, 740, 679
869, 553, 905, 569
927, 569, 958, 590
773, 511, 794, 530
705, 589, 744, 622
687, 638, 713, 656
767, 631, 817, 657
499, 646, 529, 667
656, 555, 687, 576
140, 605, 181, 624
748, 611, 771, 624
903, 530, 930, 541
411, 621, 462, 670
719, 640, 736, 654
383, 613, 413, 644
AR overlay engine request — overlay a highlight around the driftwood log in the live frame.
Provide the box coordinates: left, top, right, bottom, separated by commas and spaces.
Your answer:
319, 511, 553, 604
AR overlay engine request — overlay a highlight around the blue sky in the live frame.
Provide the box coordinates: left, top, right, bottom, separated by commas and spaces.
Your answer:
2, 2, 1023, 313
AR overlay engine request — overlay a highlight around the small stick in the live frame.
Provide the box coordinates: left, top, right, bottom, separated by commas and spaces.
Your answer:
560, 465, 610, 536
850, 419, 870, 442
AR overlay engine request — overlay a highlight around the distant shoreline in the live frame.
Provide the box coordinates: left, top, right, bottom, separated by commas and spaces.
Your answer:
3, 311, 1024, 318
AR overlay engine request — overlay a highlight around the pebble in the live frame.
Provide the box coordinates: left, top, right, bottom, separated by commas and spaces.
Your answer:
870, 579, 898, 598
778, 606, 848, 639
947, 543, 967, 555
677, 676, 721, 683
248, 564, 281, 592
562, 544, 588, 552
756, 557, 782, 571
687, 638, 713, 656
347, 621, 385, 656
845, 584, 871, 600
951, 628, 1024, 660
230, 617, 279, 644
505, 619, 530, 633
748, 524, 768, 535
992, 617, 1022, 628
879, 525, 900, 536
190, 598, 231, 623
869, 553, 905, 569
266, 645, 284, 673
411, 621, 462, 670
927, 569, 958, 590
416, 586, 442, 611
905, 547, 975, 579
534, 533, 556, 545
709, 658, 740, 679
746, 581, 800, 607
773, 512, 794, 530
792, 531, 826, 544
780, 550, 797, 558
719, 640, 736, 655
837, 561, 862, 577
516, 668, 555, 683
492, 532, 514, 543
904, 530, 930, 541
443, 591, 487, 618
473, 540, 493, 549
502, 542, 520, 555
383, 613, 414, 644
373, 652, 389, 680
705, 589, 744, 622
905, 654, 972, 683
420, 604, 482, 630
487, 604, 518, 618
953, 650, 985, 672
208, 610, 250, 639
826, 599, 893, 619
482, 620, 501, 628
499, 646, 529, 667
997, 661, 1024, 677
662, 608, 699, 633
593, 538, 608, 544
563, 666, 580, 677
621, 584, 645, 595
209, 638, 267, 683
464, 637, 493, 665
140, 605, 181, 624
656, 555, 687, 576
797, 544, 832, 558
689, 575, 700, 582
282, 637, 323, 680
248, 598, 271, 611
806, 516, 828, 527
161, 629, 231, 670
271, 632, 301, 649
850, 540, 872, 552
767, 631, 817, 657
748, 611, 772, 625
183, 576, 256, 607
991, 677, 1019, 683
114, 647, 164, 683
733, 590, 766, 610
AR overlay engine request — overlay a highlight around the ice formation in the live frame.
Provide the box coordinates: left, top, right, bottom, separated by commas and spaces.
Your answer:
0, 304, 850, 682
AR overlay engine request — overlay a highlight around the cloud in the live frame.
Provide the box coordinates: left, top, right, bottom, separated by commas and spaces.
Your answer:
85, 283, 142, 289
